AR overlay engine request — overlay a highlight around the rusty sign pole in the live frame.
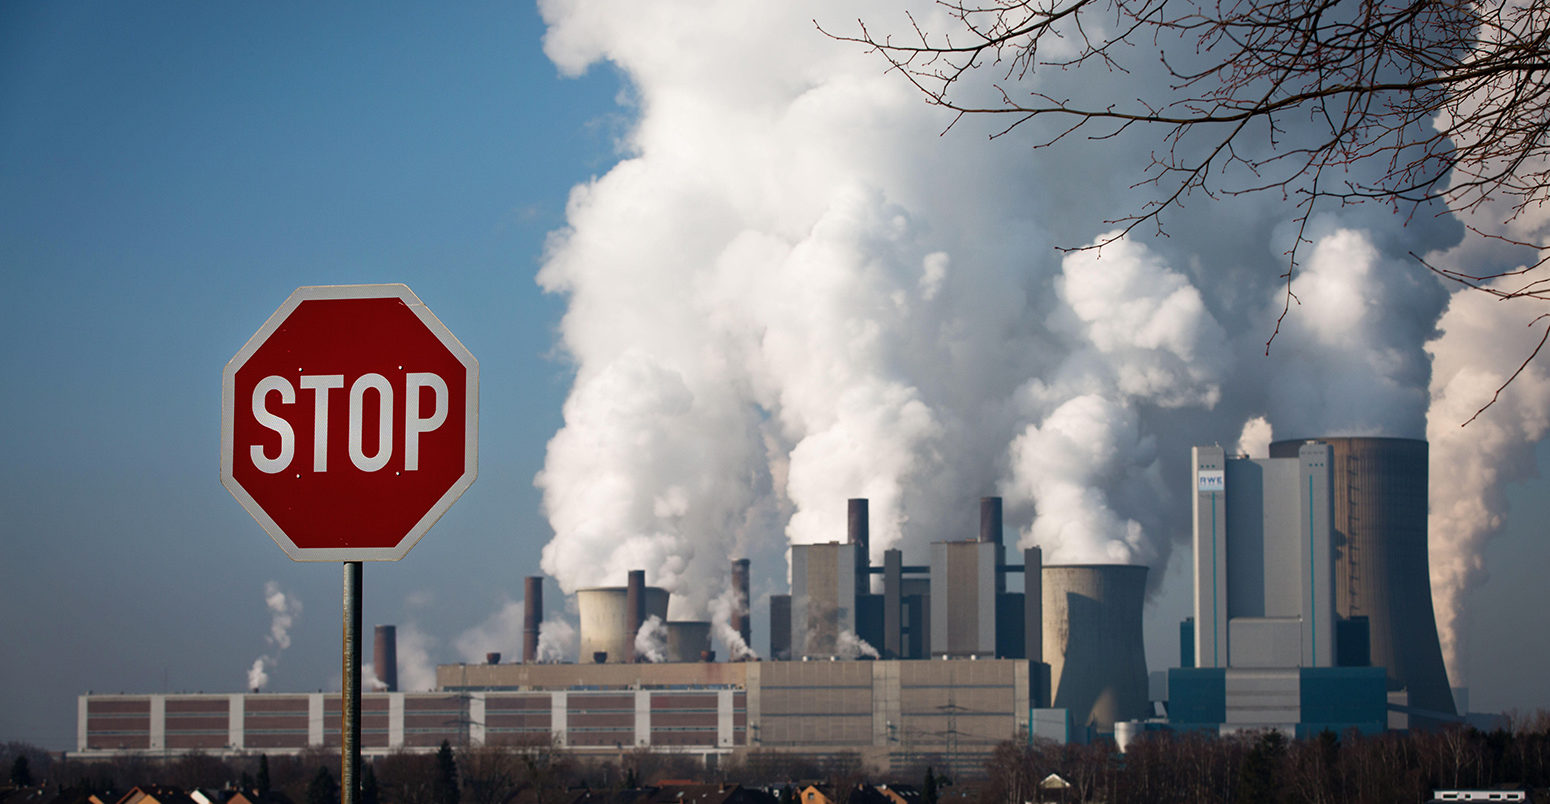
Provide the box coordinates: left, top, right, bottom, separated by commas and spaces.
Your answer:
342, 561, 362, 804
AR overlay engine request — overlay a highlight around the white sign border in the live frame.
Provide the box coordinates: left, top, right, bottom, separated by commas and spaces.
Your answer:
220, 283, 479, 562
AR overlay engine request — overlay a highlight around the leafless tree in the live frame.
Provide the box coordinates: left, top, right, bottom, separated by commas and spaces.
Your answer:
826, 0, 1550, 379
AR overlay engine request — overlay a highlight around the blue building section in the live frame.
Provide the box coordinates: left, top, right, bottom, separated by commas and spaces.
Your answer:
1167, 667, 1225, 728
1299, 666, 1387, 737
1165, 666, 1387, 735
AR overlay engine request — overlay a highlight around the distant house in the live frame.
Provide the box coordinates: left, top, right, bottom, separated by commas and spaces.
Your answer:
115, 787, 199, 804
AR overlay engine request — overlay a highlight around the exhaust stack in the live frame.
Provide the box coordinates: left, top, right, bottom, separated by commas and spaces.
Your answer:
373, 625, 398, 692
523, 576, 543, 663
730, 558, 751, 649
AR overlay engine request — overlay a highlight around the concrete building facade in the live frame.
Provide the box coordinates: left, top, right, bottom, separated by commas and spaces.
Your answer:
78, 659, 1056, 775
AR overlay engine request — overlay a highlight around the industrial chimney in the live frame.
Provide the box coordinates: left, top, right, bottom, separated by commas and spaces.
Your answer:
373, 625, 398, 692
523, 576, 543, 663
730, 558, 751, 649
979, 496, 1003, 547
1043, 565, 1149, 734
849, 497, 870, 591
626, 569, 646, 663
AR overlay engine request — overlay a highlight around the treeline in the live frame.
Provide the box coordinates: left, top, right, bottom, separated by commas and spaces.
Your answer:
8, 713, 1550, 804
982, 712, 1550, 804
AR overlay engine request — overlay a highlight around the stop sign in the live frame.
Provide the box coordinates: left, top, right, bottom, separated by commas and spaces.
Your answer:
221, 284, 478, 561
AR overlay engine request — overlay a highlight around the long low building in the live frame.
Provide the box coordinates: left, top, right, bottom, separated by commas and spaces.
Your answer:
78, 658, 1067, 774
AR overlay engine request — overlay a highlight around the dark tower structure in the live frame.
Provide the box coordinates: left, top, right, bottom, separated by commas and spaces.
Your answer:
625, 569, 646, 663
373, 625, 398, 692
730, 558, 752, 650
1270, 436, 1456, 719
523, 576, 543, 663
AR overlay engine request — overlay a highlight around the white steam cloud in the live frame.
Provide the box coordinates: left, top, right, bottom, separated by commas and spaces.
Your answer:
395, 625, 438, 692
710, 586, 758, 660
454, 600, 527, 664
1235, 417, 1273, 459
634, 615, 668, 663
837, 629, 880, 660
536, 618, 577, 663
247, 581, 301, 691
531, 0, 1546, 677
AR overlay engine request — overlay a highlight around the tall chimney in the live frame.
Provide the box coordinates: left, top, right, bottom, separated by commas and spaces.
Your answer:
979, 497, 1004, 546
373, 625, 398, 692
982, 496, 1006, 594
523, 576, 543, 663
626, 570, 646, 663
848, 498, 869, 552
730, 559, 751, 649
848, 498, 870, 591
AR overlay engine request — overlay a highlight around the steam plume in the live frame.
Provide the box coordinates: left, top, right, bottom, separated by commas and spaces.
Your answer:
710, 587, 758, 660
837, 629, 880, 660
634, 615, 668, 663
536, 618, 577, 663
531, 0, 1544, 665
247, 581, 301, 691
454, 599, 527, 664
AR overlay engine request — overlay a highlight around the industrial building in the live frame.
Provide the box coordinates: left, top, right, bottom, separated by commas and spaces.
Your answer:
1268, 437, 1456, 722
77, 659, 1048, 776
767, 498, 1149, 734
75, 461, 1460, 764
1166, 439, 1448, 736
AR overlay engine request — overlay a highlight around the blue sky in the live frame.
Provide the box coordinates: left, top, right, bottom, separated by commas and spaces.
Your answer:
0, 3, 623, 748
3, 2, 1548, 751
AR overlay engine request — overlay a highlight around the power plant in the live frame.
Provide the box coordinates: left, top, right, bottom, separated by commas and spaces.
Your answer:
76, 436, 1463, 764
1268, 437, 1456, 721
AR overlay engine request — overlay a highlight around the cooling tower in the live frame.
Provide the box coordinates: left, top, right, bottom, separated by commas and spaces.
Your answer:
577, 585, 670, 663
523, 576, 542, 663
665, 620, 713, 662
1269, 437, 1456, 718
373, 625, 398, 692
1043, 564, 1150, 732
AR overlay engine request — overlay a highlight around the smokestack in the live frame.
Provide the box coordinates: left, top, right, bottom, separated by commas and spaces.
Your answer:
373, 625, 398, 692
979, 497, 1003, 546
523, 576, 543, 663
848, 498, 869, 552
626, 570, 646, 663
982, 496, 1006, 594
849, 498, 870, 591
730, 558, 751, 648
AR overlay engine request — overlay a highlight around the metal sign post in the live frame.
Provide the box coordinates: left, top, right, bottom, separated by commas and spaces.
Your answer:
342, 562, 362, 804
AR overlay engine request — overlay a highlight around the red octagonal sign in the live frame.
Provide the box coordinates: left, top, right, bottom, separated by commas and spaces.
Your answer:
221, 285, 478, 561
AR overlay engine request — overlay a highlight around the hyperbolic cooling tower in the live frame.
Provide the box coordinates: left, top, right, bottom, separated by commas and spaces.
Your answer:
577, 584, 670, 663
664, 621, 713, 662
1043, 564, 1150, 732
1269, 437, 1456, 718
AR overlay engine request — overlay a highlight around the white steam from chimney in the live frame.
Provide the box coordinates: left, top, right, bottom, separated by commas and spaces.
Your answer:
536, 618, 578, 663
529, 0, 1546, 666
247, 581, 301, 691
837, 629, 880, 660
634, 615, 668, 663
